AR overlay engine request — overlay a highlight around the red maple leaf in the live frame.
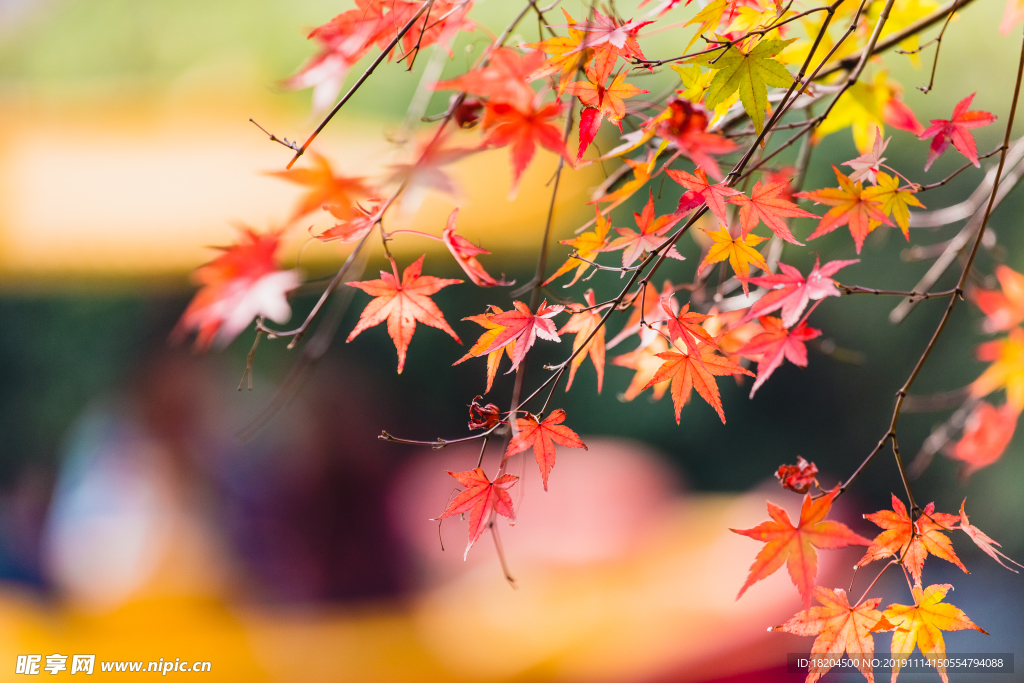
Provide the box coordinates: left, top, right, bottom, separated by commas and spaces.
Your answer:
968, 264, 1024, 333
742, 258, 858, 327
558, 290, 607, 392
434, 47, 544, 110
919, 93, 997, 171
737, 314, 822, 398
958, 499, 1024, 572
442, 208, 511, 287
733, 487, 872, 608
794, 166, 893, 254
856, 495, 968, 587
606, 191, 685, 266
728, 179, 818, 245
347, 255, 462, 373
471, 300, 564, 372
504, 409, 588, 490
436, 468, 518, 559
655, 99, 737, 181
948, 401, 1020, 477
174, 228, 300, 351
481, 100, 570, 195
776, 456, 819, 494
666, 167, 741, 223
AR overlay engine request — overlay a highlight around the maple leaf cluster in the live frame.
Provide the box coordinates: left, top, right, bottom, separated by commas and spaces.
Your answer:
173, 0, 1024, 674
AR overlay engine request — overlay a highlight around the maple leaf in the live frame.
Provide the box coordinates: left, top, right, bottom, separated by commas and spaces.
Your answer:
655, 99, 738, 180
863, 172, 924, 238
471, 300, 563, 372
606, 282, 679, 351
842, 128, 889, 184
776, 456, 819, 494
468, 396, 503, 431
794, 166, 893, 254
705, 39, 796, 135
442, 208, 511, 287
436, 468, 518, 560
968, 265, 1024, 333
948, 401, 1020, 478
919, 93, 997, 171
738, 314, 821, 398
742, 258, 858, 327
772, 586, 888, 683
480, 100, 569, 196
663, 301, 719, 362
606, 191, 685, 266
613, 334, 672, 401
856, 495, 968, 587
386, 132, 475, 209
883, 584, 987, 683
173, 228, 300, 351
267, 152, 371, 221
1002, 0, 1024, 35
683, 0, 728, 53
666, 167, 741, 222
522, 9, 593, 94
558, 10, 651, 58
544, 209, 612, 287
558, 290, 607, 392
504, 409, 587, 490
590, 156, 651, 211
313, 200, 381, 243
734, 488, 871, 608
958, 499, 1024, 572
970, 327, 1024, 411
434, 47, 544, 110
454, 305, 509, 393
645, 342, 753, 423
564, 50, 647, 160
347, 255, 462, 373
698, 225, 769, 292
728, 179, 818, 244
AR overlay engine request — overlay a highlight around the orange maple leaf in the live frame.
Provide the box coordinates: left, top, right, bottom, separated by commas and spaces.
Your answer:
436, 468, 518, 560
733, 488, 872, 608
855, 495, 968, 587
645, 342, 752, 423
728, 179, 817, 244
454, 305, 510, 394
544, 208, 612, 287
969, 264, 1024, 333
504, 409, 588, 490
564, 49, 648, 160
794, 166, 893, 254
883, 584, 987, 683
522, 9, 594, 94
558, 289, 607, 392
267, 152, 371, 221
666, 167, 741, 223
773, 586, 889, 683
613, 334, 672, 401
347, 255, 462, 373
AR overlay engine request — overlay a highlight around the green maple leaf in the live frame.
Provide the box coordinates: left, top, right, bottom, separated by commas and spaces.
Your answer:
706, 38, 796, 135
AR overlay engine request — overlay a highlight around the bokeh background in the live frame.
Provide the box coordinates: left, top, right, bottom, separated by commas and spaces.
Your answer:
0, 0, 1022, 680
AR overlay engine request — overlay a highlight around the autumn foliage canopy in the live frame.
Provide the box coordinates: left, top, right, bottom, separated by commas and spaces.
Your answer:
173, 0, 1024, 679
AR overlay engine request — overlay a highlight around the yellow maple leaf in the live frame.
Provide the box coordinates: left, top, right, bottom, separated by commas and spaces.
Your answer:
971, 327, 1024, 411
698, 225, 769, 292
863, 172, 924, 238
